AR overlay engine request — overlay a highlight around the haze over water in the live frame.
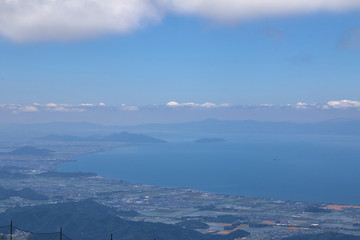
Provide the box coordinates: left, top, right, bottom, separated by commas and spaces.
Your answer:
59, 135, 360, 205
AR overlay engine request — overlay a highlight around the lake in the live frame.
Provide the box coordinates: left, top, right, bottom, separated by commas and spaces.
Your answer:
58, 135, 360, 204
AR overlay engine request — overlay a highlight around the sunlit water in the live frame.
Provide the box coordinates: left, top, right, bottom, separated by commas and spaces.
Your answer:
59, 135, 360, 204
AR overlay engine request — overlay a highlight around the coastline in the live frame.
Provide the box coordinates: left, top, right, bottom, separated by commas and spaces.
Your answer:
56, 142, 360, 206
58, 143, 359, 205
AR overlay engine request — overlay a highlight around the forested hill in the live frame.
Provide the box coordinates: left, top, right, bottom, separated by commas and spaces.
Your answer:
1, 198, 360, 240
0, 187, 48, 200
0, 200, 249, 240
283, 233, 360, 240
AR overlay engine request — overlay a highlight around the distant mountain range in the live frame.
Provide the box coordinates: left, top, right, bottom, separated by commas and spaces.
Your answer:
2, 119, 360, 140
37, 132, 166, 143
123, 118, 360, 136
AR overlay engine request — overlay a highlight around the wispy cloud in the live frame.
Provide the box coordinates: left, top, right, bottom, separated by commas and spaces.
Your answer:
120, 104, 139, 111
1, 0, 360, 42
18, 105, 39, 113
165, 0, 360, 22
265, 27, 284, 43
340, 27, 360, 50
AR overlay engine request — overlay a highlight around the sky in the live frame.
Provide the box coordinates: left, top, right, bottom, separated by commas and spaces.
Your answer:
0, 0, 359, 124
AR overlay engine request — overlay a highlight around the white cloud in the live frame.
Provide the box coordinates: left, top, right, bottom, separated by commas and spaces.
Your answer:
80, 103, 94, 107
166, 101, 180, 106
46, 103, 57, 107
0, 0, 163, 42
326, 100, 360, 109
199, 102, 217, 108
19, 105, 39, 112
1, 0, 360, 42
99, 102, 106, 106
166, 101, 227, 108
295, 102, 308, 109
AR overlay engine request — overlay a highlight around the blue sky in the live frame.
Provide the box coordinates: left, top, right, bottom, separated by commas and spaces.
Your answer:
0, 1, 359, 124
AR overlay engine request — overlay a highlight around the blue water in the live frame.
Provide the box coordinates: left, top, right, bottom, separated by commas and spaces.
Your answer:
59, 136, 360, 204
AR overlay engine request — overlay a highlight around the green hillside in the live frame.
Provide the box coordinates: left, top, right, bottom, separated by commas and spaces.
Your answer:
283, 233, 360, 240
0, 200, 249, 240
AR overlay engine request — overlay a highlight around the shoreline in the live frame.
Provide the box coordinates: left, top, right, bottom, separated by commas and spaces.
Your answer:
55, 143, 360, 207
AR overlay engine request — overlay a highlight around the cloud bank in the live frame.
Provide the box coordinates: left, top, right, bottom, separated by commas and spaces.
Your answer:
1, 99, 360, 114
1, 0, 360, 42
1, 100, 360, 124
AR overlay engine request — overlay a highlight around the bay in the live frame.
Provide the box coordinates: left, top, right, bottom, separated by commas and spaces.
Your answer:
58, 135, 360, 204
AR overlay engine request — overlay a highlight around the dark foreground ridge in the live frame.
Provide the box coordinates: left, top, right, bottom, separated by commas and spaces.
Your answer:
1, 200, 360, 240
0, 222, 70, 240
0, 200, 249, 240
283, 233, 360, 240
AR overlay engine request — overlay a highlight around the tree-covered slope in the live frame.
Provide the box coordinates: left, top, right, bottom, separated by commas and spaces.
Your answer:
0, 187, 48, 200
284, 233, 360, 240
0, 200, 249, 240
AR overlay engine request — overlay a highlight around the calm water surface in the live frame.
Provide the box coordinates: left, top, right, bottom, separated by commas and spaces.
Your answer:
59, 136, 360, 204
